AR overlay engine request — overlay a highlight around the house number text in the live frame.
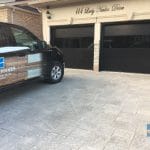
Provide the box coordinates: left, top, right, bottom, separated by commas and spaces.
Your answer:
76, 4, 125, 15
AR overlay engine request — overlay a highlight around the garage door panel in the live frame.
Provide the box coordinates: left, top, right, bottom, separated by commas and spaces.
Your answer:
101, 48, 150, 73
51, 25, 94, 70
62, 48, 93, 69
101, 22, 150, 73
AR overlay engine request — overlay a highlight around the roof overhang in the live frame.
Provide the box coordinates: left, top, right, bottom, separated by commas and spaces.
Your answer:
6, 0, 106, 9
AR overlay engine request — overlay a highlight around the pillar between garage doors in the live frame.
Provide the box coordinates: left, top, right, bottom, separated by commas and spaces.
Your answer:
42, 10, 50, 43
94, 22, 101, 72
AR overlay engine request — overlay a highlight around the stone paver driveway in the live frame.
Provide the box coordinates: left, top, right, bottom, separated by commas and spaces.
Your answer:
0, 69, 150, 150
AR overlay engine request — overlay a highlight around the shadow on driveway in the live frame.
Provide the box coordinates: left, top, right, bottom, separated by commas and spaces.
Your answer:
0, 80, 49, 104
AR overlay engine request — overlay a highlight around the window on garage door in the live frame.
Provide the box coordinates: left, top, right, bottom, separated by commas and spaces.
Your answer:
104, 35, 150, 48
54, 27, 93, 48
103, 23, 150, 48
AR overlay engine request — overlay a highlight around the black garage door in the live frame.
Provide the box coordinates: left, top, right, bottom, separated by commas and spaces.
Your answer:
100, 21, 150, 73
51, 25, 94, 70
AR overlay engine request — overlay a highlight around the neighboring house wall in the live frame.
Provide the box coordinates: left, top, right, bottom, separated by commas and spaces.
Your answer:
0, 8, 43, 39
10, 9, 43, 39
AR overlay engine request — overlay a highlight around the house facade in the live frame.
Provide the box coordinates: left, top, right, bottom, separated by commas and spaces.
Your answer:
0, 0, 43, 39
6, 0, 150, 73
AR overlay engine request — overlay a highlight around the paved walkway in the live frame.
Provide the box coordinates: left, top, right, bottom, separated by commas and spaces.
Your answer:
0, 69, 150, 150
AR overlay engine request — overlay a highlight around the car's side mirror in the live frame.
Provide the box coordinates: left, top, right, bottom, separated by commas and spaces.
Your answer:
30, 41, 48, 51
41, 41, 48, 49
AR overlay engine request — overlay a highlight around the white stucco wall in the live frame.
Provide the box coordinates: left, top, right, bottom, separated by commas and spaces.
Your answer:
42, 0, 150, 71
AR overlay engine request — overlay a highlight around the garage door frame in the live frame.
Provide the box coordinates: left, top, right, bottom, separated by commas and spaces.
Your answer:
51, 24, 94, 70
99, 20, 150, 73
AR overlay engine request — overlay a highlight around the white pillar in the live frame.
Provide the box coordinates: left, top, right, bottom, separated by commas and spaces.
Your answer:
42, 10, 50, 44
94, 22, 101, 71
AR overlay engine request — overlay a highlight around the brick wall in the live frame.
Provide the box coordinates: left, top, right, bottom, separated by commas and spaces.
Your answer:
0, 8, 43, 40
0, 9, 9, 22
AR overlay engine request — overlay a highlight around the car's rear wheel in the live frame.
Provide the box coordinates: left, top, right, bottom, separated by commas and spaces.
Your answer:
46, 61, 64, 83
